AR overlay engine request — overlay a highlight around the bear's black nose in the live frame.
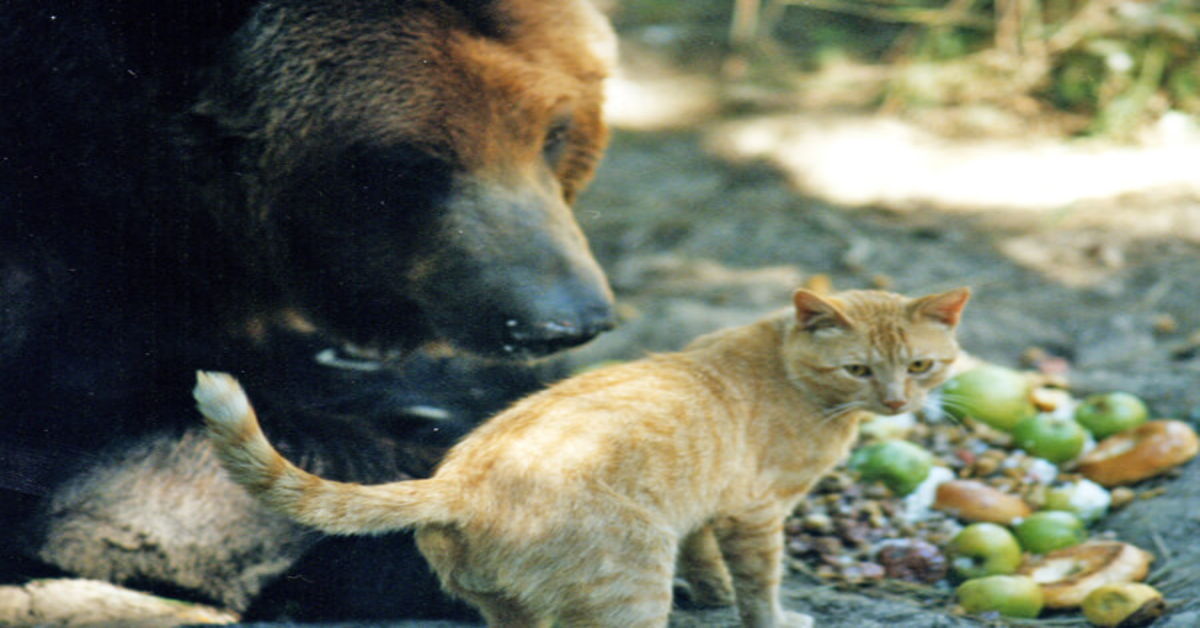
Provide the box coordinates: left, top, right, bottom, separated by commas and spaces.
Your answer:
501, 298, 615, 357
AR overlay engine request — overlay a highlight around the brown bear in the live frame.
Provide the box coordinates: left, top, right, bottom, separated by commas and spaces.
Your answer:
0, 0, 616, 621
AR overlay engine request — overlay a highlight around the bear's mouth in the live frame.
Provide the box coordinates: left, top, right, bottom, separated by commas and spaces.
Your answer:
428, 305, 617, 362
312, 311, 613, 372
495, 317, 614, 359
313, 343, 405, 372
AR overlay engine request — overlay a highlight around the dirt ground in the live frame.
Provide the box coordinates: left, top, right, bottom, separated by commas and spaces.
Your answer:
533, 11, 1200, 624
570, 125, 1200, 628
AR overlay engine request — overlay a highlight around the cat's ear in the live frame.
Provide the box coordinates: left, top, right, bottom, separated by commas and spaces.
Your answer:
793, 289, 854, 332
910, 287, 971, 327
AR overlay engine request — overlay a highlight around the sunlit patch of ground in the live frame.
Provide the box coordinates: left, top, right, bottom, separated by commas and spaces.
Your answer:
710, 113, 1200, 214
606, 48, 1200, 216
589, 43, 1200, 625
602, 48, 1200, 293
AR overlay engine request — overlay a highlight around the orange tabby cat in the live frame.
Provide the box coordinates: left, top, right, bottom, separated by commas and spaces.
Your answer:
194, 287, 969, 627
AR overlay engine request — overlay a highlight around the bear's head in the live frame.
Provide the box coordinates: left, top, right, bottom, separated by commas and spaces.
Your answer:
196, 0, 617, 359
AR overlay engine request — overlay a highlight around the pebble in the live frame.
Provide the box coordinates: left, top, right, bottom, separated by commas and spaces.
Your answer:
1109, 487, 1136, 510
802, 513, 834, 534
875, 539, 947, 584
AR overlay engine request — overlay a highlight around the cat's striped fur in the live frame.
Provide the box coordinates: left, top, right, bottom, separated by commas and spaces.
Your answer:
194, 287, 969, 627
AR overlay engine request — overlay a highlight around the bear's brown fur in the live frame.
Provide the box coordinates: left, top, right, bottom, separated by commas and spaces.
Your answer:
196, 0, 618, 355
0, 0, 617, 620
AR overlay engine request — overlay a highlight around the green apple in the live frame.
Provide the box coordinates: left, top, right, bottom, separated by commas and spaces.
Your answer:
1042, 479, 1111, 524
1075, 392, 1149, 440
956, 574, 1044, 619
1014, 511, 1086, 554
948, 523, 1023, 580
940, 365, 1036, 432
847, 440, 934, 496
1012, 413, 1087, 464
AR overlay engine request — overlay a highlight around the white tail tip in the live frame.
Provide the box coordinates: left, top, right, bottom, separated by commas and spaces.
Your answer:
193, 371, 251, 428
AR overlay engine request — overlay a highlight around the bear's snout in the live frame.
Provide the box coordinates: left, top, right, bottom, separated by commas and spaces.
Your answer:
411, 177, 617, 359
498, 282, 616, 356
425, 241, 617, 359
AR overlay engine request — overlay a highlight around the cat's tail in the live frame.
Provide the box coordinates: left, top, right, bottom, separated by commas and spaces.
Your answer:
193, 371, 460, 534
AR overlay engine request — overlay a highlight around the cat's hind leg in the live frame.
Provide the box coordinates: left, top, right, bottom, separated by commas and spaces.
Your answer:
555, 573, 674, 628
676, 524, 735, 608
554, 527, 677, 628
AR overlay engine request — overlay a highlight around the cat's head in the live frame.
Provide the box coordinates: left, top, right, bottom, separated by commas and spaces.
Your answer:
782, 287, 970, 417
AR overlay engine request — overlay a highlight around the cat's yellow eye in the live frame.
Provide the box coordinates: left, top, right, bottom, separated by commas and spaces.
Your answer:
844, 364, 873, 378
908, 359, 934, 374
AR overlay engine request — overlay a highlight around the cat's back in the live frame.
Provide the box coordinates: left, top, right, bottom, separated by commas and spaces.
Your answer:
432, 342, 752, 484
449, 355, 707, 444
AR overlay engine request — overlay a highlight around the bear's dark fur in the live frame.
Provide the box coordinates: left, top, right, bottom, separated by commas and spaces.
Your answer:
0, 0, 616, 619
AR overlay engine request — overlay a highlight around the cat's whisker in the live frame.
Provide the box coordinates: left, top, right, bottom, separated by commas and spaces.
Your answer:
933, 393, 969, 410
929, 410, 964, 427
821, 401, 861, 417
819, 401, 867, 426
927, 392, 967, 426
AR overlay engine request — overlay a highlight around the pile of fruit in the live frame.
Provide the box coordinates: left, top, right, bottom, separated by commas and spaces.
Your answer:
785, 362, 1199, 626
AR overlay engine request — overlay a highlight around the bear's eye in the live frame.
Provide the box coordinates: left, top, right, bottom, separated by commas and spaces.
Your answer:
543, 116, 573, 165
908, 359, 934, 374
844, 364, 872, 378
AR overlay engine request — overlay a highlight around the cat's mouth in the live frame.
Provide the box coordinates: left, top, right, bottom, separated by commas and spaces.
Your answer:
873, 401, 916, 416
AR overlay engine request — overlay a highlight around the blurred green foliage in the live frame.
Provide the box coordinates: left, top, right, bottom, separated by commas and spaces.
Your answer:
767, 0, 1200, 138
612, 0, 1197, 137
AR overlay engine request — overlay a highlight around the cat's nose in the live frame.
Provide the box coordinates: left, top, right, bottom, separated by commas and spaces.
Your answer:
882, 399, 907, 412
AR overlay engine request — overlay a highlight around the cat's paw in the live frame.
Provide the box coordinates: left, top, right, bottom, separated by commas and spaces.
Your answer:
780, 610, 815, 628
686, 573, 735, 608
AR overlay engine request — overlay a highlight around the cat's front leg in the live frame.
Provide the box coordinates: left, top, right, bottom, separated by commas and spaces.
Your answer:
714, 506, 793, 628
676, 524, 735, 607
780, 610, 815, 627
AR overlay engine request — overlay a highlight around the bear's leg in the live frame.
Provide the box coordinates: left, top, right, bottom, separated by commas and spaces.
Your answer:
249, 533, 475, 621
25, 427, 315, 613
0, 578, 239, 625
